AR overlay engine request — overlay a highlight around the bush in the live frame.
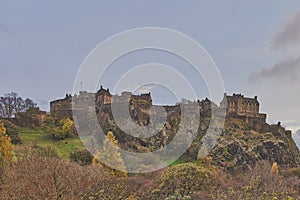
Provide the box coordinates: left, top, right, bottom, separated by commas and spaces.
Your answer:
42, 116, 77, 140
193, 160, 300, 199
70, 149, 93, 166
0, 121, 14, 169
1, 146, 140, 199
0, 158, 101, 199
2, 119, 21, 144
145, 163, 214, 199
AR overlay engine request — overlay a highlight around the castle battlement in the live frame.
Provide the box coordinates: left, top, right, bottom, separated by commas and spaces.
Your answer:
50, 89, 267, 124
50, 86, 153, 120
220, 93, 266, 122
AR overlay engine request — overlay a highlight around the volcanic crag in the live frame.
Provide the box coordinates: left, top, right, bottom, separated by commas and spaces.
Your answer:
50, 87, 300, 171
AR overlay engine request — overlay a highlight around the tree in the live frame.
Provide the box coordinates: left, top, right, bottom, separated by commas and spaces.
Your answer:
23, 98, 37, 111
0, 157, 105, 199
93, 131, 127, 177
0, 156, 138, 199
42, 115, 56, 134
42, 116, 76, 140
0, 120, 14, 168
0, 92, 37, 118
149, 163, 214, 198
60, 118, 76, 137
2, 119, 21, 144
53, 118, 76, 140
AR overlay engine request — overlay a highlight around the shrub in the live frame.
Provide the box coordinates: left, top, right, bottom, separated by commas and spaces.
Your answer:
193, 160, 300, 199
0, 121, 14, 169
42, 116, 77, 140
147, 163, 214, 199
2, 119, 21, 144
93, 131, 127, 177
70, 149, 93, 166
0, 158, 102, 199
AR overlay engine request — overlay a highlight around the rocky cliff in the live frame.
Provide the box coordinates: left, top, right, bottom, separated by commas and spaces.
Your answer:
69, 91, 300, 171
91, 104, 300, 172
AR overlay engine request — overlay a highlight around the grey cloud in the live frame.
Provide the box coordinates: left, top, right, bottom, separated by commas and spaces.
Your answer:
253, 10, 300, 83
272, 11, 300, 49
249, 56, 300, 82
294, 130, 300, 149
36, 99, 49, 106
36, 99, 50, 111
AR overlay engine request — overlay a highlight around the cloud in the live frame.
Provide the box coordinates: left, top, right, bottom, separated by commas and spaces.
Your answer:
294, 130, 300, 149
272, 10, 300, 49
134, 84, 158, 94
36, 99, 50, 112
250, 10, 300, 83
249, 55, 300, 82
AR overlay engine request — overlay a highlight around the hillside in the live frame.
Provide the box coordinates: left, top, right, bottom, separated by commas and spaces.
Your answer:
2, 92, 300, 199
46, 90, 300, 171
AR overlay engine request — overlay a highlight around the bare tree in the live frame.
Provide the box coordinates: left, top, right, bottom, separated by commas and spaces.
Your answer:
0, 92, 37, 118
24, 98, 37, 111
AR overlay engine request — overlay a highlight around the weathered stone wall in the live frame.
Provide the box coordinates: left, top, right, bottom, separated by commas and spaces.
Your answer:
50, 94, 73, 120
220, 93, 265, 122
14, 107, 47, 127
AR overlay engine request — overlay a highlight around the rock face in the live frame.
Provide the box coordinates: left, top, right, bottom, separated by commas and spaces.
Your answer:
51, 90, 300, 171
200, 117, 300, 171
94, 106, 300, 171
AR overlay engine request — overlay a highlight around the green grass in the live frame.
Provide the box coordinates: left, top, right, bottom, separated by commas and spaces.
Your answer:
17, 127, 85, 159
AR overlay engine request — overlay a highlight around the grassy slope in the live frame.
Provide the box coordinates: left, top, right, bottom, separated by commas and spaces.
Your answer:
16, 127, 85, 159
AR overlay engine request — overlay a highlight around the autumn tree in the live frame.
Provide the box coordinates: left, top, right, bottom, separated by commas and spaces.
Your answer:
42, 116, 76, 140
93, 131, 127, 177
0, 120, 14, 169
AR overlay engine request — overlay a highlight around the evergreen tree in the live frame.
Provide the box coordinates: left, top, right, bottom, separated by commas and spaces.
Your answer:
93, 131, 127, 177
0, 121, 14, 168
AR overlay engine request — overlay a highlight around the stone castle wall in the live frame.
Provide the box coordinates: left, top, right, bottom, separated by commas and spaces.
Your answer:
50, 89, 292, 137
14, 107, 47, 127
50, 94, 73, 120
50, 90, 265, 123
220, 93, 266, 122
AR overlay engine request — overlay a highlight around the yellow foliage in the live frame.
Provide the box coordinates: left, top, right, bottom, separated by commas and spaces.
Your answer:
270, 162, 279, 176
94, 131, 127, 177
0, 121, 14, 167
60, 118, 75, 135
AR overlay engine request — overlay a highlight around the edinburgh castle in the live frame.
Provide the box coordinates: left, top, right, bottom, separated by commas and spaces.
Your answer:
50, 86, 266, 123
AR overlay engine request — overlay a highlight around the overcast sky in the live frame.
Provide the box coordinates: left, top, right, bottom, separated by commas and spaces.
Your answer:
1, 1, 300, 143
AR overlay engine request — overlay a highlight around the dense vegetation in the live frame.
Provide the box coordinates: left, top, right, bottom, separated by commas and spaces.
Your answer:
1, 148, 300, 199
0, 115, 300, 199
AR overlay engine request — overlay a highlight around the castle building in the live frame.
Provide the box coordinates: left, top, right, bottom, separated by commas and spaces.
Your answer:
50, 86, 153, 120
220, 93, 266, 122
50, 89, 268, 125
96, 86, 112, 105
50, 94, 73, 120
14, 107, 47, 127
198, 98, 218, 112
